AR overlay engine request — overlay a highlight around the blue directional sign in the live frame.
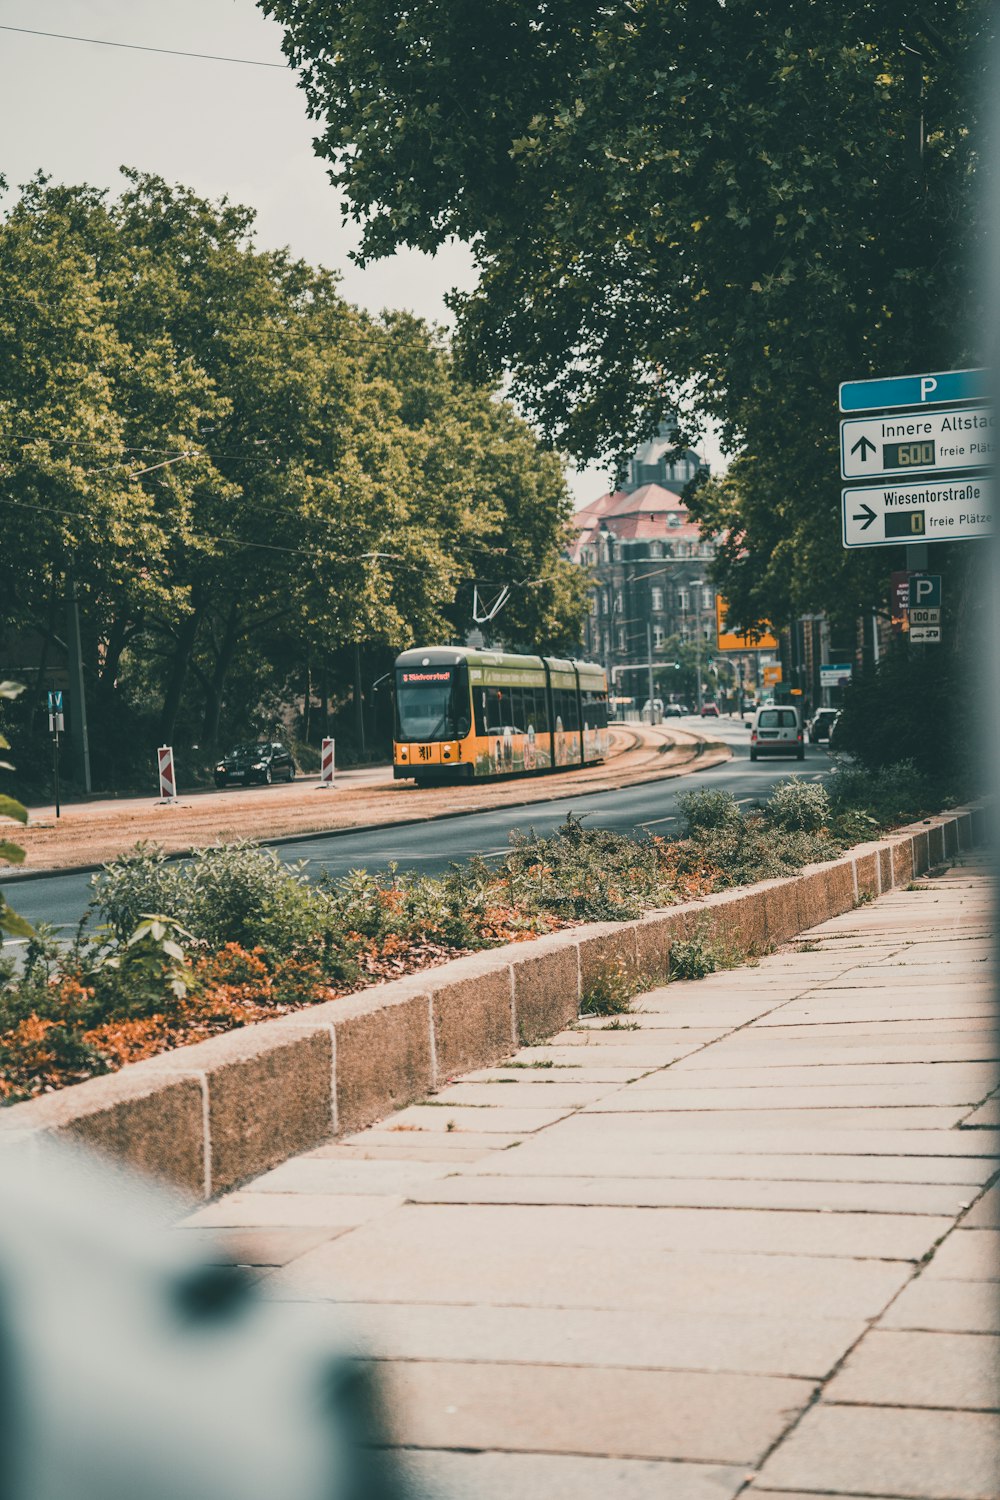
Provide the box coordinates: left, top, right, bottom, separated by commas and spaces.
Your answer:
47, 690, 63, 712
839, 368, 989, 414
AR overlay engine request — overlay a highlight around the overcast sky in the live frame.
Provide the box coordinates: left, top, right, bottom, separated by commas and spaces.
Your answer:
0, 0, 721, 500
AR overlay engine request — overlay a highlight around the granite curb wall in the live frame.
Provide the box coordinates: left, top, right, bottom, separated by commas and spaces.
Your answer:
0, 805, 985, 1199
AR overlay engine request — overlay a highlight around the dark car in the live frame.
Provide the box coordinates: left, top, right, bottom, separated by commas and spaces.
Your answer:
807, 708, 840, 744
214, 741, 294, 788
664, 703, 684, 718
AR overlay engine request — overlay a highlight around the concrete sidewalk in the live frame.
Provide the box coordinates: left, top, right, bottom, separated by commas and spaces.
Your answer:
180, 854, 999, 1500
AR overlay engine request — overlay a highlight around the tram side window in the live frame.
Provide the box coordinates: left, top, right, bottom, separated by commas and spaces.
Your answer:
527, 685, 549, 733
553, 687, 579, 732
582, 690, 608, 730
476, 688, 504, 735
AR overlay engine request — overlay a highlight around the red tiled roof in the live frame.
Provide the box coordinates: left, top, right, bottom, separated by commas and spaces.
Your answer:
571, 482, 688, 530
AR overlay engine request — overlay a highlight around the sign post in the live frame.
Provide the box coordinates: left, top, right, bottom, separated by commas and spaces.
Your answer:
47, 690, 64, 819
157, 745, 178, 804
319, 737, 336, 789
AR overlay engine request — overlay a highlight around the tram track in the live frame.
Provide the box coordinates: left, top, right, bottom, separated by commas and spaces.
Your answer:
5, 724, 729, 879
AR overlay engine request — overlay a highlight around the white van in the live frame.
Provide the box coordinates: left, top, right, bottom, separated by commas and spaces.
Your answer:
750, 705, 804, 762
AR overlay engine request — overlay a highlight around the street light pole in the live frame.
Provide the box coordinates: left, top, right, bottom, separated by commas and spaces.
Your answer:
689, 579, 704, 713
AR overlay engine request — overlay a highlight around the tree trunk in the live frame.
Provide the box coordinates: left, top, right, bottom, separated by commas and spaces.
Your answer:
98, 611, 129, 711
201, 601, 241, 747
159, 604, 203, 746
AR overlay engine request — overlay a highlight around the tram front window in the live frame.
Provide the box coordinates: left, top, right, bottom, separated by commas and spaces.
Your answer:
396, 665, 469, 741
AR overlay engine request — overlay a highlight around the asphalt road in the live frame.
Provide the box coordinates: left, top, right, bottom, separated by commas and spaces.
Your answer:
3, 718, 832, 946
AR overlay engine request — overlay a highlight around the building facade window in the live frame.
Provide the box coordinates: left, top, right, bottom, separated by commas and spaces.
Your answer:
651, 587, 663, 612
617, 627, 627, 652
678, 589, 689, 612
653, 625, 665, 648
614, 591, 623, 614
702, 587, 713, 611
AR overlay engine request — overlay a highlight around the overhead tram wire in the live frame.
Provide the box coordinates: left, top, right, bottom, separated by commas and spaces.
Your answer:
0, 24, 289, 70
0, 498, 476, 579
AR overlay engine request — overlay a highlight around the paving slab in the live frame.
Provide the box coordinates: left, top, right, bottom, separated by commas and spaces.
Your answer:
296, 1299, 865, 1379
671, 1042, 1000, 1067
428, 1080, 614, 1107
183, 1190, 402, 1229
459, 1146, 998, 1186
543, 1117, 1000, 1157
754, 1404, 1000, 1499
269, 1239, 912, 1320
922, 1228, 1000, 1281
397, 1450, 747, 1500
577, 1103, 972, 1129
462, 1063, 654, 1082
367, 1104, 569, 1134
170, 1226, 342, 1265
378, 1359, 812, 1464
664, 1061, 998, 1087
243, 1157, 454, 1196
963, 1097, 1000, 1128
962, 1182, 1000, 1227
879, 1277, 1000, 1334
611, 1079, 987, 1108
752, 1017, 997, 1038
402, 1173, 975, 1217
823, 1328, 1000, 1409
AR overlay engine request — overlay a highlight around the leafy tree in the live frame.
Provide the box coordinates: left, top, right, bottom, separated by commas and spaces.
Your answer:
262, 0, 990, 629
1, 169, 587, 788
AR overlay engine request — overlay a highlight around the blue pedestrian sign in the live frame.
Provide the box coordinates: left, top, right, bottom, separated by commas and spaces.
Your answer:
47, 690, 63, 713
839, 368, 989, 414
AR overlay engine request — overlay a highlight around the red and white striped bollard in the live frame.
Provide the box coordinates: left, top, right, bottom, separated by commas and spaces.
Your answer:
319, 737, 335, 789
157, 745, 177, 803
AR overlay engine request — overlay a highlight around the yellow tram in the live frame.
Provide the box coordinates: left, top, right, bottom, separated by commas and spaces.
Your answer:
393, 646, 610, 783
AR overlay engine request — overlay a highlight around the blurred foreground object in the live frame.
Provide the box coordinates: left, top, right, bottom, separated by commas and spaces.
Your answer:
0, 1142, 406, 1500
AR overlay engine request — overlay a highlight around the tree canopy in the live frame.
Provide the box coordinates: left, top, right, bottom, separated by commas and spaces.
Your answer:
0, 171, 585, 790
262, 0, 991, 628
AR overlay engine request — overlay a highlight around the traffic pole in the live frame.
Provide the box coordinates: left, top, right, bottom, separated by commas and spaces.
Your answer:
319, 737, 336, 789
157, 745, 178, 804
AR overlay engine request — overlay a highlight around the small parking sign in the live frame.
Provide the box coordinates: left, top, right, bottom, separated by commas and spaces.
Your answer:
908, 574, 941, 610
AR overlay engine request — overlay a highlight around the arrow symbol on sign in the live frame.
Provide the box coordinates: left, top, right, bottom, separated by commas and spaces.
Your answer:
852, 502, 876, 530
850, 435, 877, 462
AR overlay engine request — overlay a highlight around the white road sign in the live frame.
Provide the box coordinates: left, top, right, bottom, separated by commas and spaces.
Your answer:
841, 476, 993, 549
840, 406, 994, 479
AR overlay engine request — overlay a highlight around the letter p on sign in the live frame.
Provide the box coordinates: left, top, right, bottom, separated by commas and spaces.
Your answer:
920, 376, 938, 401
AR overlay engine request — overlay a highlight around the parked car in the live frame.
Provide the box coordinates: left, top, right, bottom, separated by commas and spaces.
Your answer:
700, 701, 720, 718
807, 708, 840, 744
664, 702, 684, 718
749, 706, 804, 761
214, 741, 295, 787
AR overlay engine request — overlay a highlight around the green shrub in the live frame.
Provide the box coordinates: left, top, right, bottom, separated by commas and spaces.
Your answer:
766, 778, 832, 832
505, 814, 663, 921
673, 816, 838, 888
669, 924, 734, 980
826, 759, 938, 831
580, 959, 639, 1016
677, 788, 742, 835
